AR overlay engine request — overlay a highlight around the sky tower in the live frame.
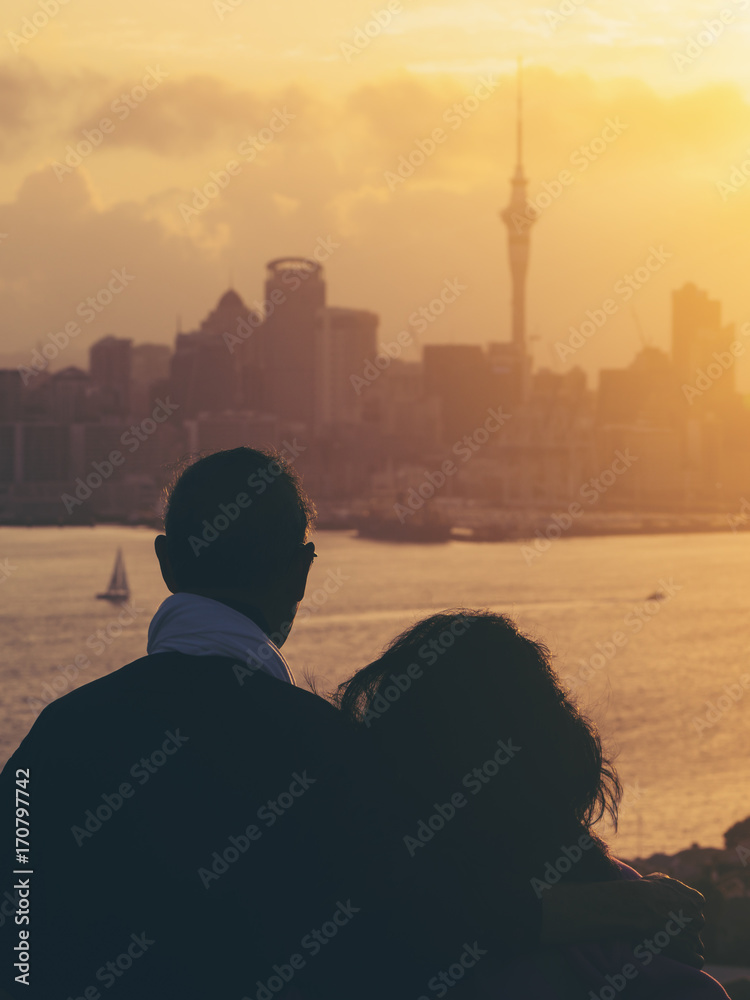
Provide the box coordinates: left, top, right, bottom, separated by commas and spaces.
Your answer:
500, 57, 535, 366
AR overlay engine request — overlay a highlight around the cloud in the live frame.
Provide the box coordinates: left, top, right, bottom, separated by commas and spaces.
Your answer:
0, 59, 57, 157
73, 73, 270, 156
2, 63, 750, 388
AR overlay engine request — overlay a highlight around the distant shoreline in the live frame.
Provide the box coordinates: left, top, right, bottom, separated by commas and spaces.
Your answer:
1, 512, 746, 543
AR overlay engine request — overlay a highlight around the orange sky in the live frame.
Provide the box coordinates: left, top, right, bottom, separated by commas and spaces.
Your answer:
2, 0, 750, 387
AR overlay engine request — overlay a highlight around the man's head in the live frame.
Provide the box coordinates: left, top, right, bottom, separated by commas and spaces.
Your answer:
154, 447, 317, 644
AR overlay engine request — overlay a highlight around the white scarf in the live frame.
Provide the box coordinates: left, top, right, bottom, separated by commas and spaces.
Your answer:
146, 593, 295, 685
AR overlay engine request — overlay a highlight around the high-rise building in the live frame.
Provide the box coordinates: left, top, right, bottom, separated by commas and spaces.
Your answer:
45, 367, 93, 423
131, 344, 171, 385
317, 307, 378, 430
424, 344, 496, 442
130, 343, 172, 416
184, 413, 280, 454
260, 258, 326, 427
20, 424, 71, 482
170, 329, 239, 418
201, 290, 263, 400
598, 347, 677, 427
89, 335, 132, 415
672, 283, 736, 400
367, 359, 441, 452
499, 58, 535, 399
169, 288, 261, 417
0, 370, 23, 422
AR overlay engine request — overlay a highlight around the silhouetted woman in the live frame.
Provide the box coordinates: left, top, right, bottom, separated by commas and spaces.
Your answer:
335, 610, 728, 998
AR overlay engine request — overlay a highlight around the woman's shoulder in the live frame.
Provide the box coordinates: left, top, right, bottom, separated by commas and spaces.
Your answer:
611, 858, 643, 880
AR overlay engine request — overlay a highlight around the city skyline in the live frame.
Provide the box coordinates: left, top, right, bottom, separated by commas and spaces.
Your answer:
3, 52, 750, 388
11, 255, 737, 397
2, 253, 746, 526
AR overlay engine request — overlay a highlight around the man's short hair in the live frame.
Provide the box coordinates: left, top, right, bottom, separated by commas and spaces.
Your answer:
163, 447, 316, 590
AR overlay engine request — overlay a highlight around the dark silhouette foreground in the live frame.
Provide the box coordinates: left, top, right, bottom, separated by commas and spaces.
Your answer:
0, 448, 709, 999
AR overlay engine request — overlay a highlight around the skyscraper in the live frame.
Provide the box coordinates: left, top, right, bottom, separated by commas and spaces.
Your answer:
316, 307, 378, 430
0, 370, 23, 423
89, 335, 132, 415
672, 282, 735, 398
130, 343, 172, 415
261, 258, 326, 427
170, 328, 239, 418
500, 58, 534, 399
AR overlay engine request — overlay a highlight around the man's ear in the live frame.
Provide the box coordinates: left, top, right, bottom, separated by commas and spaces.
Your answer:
154, 535, 179, 594
289, 541, 316, 602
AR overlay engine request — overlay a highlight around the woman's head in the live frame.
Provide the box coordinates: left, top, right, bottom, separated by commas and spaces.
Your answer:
336, 610, 621, 845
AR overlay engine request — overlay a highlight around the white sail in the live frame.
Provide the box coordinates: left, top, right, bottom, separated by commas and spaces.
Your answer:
98, 548, 130, 601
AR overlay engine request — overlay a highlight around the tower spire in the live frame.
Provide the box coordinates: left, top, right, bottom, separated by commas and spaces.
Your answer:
500, 56, 534, 396
515, 55, 524, 176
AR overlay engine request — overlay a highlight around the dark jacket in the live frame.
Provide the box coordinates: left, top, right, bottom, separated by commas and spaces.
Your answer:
0, 652, 541, 999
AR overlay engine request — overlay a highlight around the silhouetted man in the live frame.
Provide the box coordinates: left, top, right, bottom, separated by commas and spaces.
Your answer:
0, 448, 705, 1000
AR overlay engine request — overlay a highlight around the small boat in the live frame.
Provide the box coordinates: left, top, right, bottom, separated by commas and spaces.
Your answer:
97, 548, 130, 602
357, 516, 452, 543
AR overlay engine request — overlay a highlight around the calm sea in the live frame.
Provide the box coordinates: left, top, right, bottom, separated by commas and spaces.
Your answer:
1, 525, 749, 860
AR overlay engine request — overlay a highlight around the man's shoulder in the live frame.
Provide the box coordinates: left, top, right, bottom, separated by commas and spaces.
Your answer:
11, 651, 345, 767
45, 649, 335, 711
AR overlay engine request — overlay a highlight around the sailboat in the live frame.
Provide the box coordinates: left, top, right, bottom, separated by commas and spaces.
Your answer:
97, 548, 130, 602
